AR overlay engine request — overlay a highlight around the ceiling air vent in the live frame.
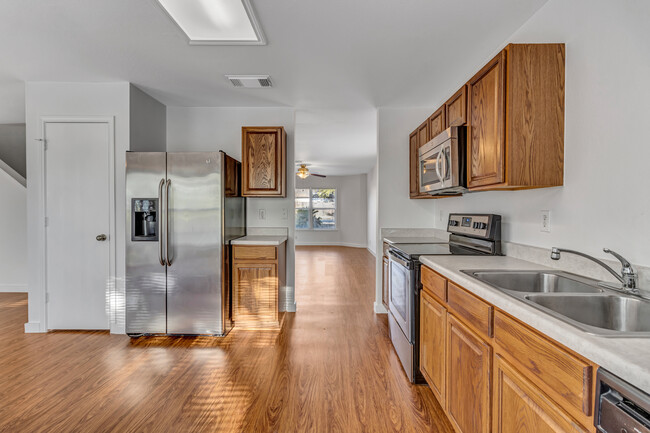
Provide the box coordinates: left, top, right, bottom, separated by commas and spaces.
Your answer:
226, 75, 273, 88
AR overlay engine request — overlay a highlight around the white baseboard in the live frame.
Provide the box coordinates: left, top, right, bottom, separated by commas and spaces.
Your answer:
0, 284, 27, 293
374, 302, 388, 314
24, 321, 44, 333
295, 242, 367, 248
366, 247, 376, 257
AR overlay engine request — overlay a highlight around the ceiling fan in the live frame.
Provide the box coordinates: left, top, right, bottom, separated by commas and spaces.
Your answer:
295, 163, 326, 179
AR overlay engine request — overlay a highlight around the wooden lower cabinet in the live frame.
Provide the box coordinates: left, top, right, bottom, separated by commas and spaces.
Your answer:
419, 265, 596, 433
420, 291, 447, 405
493, 355, 589, 433
232, 244, 285, 328
447, 315, 491, 433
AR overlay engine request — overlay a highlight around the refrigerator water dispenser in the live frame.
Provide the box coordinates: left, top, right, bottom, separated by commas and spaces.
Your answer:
131, 198, 159, 241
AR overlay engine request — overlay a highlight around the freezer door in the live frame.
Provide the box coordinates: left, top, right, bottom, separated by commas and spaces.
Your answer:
166, 152, 224, 335
125, 152, 167, 335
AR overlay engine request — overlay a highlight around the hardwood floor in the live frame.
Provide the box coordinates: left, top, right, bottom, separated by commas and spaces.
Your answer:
0, 246, 453, 433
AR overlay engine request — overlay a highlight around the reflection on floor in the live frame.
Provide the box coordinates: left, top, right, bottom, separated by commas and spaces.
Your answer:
0, 246, 452, 432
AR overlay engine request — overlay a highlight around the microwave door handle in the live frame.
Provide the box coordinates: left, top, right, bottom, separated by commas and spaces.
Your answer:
441, 146, 449, 182
435, 151, 443, 186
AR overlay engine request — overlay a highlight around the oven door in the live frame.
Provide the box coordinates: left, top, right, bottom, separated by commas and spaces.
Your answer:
388, 251, 415, 343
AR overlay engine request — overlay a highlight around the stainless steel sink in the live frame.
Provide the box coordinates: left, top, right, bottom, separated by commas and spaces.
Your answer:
467, 270, 602, 294
460, 269, 650, 337
524, 294, 650, 335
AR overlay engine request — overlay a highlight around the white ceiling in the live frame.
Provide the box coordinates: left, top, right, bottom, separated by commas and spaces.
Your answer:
0, 0, 548, 174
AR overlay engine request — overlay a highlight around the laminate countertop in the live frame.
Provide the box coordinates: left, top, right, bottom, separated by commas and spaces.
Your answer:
231, 236, 287, 246
419, 254, 650, 394
383, 236, 448, 245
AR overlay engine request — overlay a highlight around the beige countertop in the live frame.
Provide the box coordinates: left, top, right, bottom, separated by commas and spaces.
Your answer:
231, 235, 287, 246
419, 254, 650, 394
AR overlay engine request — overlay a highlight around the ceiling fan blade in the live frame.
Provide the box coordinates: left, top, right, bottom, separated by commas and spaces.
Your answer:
311, 173, 327, 178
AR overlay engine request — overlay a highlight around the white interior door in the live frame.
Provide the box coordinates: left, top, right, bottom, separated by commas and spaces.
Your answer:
45, 121, 111, 329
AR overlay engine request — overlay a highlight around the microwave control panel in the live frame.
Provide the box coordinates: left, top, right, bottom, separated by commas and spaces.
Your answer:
448, 214, 501, 240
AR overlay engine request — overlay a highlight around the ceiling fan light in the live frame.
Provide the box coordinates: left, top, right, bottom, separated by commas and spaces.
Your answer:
297, 164, 310, 179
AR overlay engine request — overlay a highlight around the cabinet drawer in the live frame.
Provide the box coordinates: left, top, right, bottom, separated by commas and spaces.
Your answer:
421, 266, 447, 301
447, 282, 492, 338
233, 245, 277, 261
493, 311, 593, 418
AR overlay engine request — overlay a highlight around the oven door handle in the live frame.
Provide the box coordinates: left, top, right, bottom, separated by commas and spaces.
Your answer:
389, 251, 412, 270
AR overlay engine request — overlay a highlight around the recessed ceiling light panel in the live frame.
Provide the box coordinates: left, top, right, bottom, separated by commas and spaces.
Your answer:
156, 0, 266, 45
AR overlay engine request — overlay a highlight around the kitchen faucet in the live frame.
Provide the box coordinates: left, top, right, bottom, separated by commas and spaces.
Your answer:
550, 247, 639, 292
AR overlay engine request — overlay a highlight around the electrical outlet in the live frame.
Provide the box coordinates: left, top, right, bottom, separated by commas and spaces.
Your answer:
258, 209, 266, 220
540, 210, 551, 232
281, 208, 288, 220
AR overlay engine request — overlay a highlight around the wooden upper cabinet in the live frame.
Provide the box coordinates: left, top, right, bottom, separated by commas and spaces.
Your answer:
242, 126, 286, 197
420, 292, 447, 406
445, 85, 467, 128
409, 130, 419, 198
417, 120, 429, 147
493, 356, 590, 433
467, 51, 507, 188
467, 44, 565, 190
428, 106, 446, 139
447, 314, 491, 433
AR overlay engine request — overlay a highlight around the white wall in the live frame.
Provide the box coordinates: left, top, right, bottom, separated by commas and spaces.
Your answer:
295, 174, 367, 248
0, 167, 26, 291
0, 81, 25, 123
129, 85, 166, 152
366, 162, 378, 256
25, 82, 131, 333
374, 0, 650, 308
166, 106, 297, 311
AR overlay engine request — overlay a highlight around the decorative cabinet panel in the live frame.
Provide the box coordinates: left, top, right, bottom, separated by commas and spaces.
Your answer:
447, 314, 492, 433
409, 130, 420, 198
445, 85, 467, 128
429, 106, 446, 139
493, 356, 589, 433
233, 262, 278, 324
420, 291, 447, 406
467, 44, 565, 190
467, 51, 507, 188
242, 126, 286, 197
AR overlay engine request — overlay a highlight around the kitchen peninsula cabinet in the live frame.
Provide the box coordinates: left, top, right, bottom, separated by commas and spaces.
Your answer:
242, 126, 286, 197
420, 265, 597, 433
232, 241, 286, 329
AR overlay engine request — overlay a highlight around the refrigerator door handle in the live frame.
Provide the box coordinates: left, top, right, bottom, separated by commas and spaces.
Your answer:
166, 178, 173, 266
158, 178, 165, 266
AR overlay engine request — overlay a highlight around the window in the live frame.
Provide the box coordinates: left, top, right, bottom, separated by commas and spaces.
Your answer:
295, 188, 336, 230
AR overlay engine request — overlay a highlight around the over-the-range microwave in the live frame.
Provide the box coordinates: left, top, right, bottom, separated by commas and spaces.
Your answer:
418, 126, 467, 196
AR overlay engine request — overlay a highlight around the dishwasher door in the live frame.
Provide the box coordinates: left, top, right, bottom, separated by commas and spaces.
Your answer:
595, 369, 650, 433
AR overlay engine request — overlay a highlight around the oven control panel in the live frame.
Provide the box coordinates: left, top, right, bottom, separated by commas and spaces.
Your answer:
448, 214, 501, 240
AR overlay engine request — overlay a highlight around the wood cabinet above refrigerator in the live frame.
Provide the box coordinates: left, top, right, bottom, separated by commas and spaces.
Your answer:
242, 126, 286, 197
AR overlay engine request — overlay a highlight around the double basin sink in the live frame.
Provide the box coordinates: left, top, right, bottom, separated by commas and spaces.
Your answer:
461, 270, 650, 337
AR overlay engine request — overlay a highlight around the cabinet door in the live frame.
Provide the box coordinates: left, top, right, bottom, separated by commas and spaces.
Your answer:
493, 355, 589, 433
429, 106, 446, 139
242, 127, 286, 197
420, 291, 447, 406
445, 86, 467, 127
382, 256, 389, 308
409, 130, 419, 198
233, 262, 278, 323
447, 315, 491, 433
467, 51, 506, 189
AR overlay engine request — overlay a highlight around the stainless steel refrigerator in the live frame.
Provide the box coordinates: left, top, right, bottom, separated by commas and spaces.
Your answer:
125, 151, 245, 336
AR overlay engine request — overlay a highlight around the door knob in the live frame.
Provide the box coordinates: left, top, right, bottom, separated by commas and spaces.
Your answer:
96, 234, 107, 241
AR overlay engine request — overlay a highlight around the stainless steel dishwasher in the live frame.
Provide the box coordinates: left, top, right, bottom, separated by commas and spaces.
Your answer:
595, 368, 650, 433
